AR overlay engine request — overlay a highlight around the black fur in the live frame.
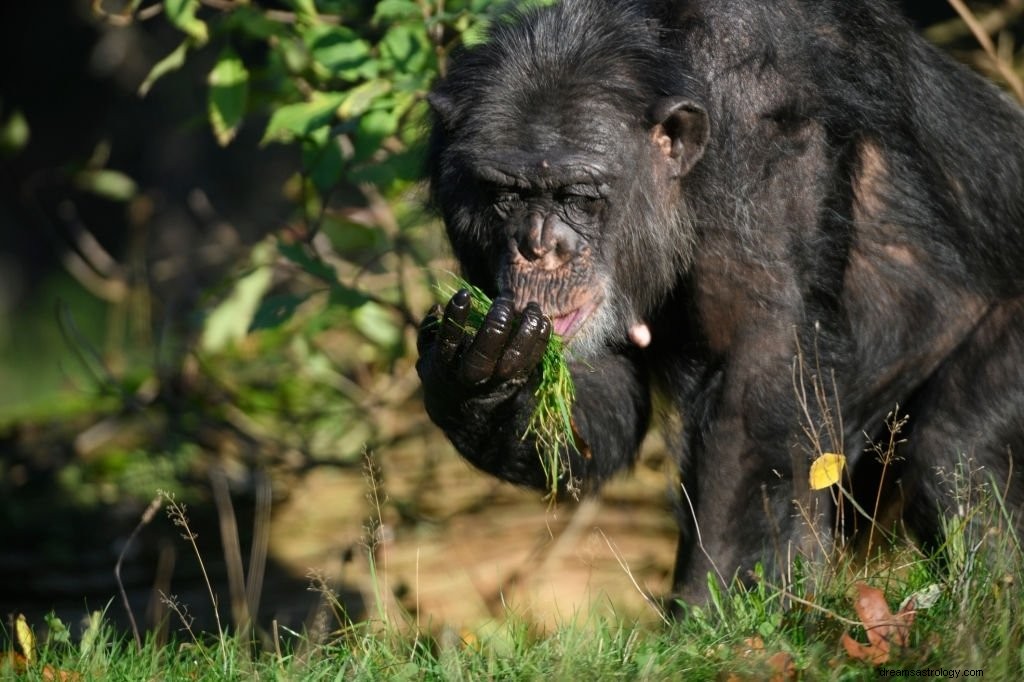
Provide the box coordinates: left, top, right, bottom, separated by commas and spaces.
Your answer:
418, 0, 1024, 602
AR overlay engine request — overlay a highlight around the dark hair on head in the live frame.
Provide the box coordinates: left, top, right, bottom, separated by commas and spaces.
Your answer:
431, 0, 698, 132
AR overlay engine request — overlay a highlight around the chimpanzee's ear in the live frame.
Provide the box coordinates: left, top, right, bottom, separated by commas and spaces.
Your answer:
649, 97, 709, 177
427, 90, 458, 130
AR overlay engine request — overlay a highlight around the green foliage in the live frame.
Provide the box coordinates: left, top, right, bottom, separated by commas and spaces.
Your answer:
44, 0, 519, 484
138, 0, 508, 198
0, 105, 29, 158
164, 0, 209, 45
207, 48, 249, 146
126, 0, 513, 384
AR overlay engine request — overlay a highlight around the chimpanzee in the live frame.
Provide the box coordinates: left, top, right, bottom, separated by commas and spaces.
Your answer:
416, 0, 1024, 603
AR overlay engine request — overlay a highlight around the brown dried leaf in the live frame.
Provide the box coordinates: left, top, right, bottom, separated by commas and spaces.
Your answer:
721, 636, 796, 681
841, 582, 917, 666
0, 651, 29, 672
41, 664, 82, 682
767, 651, 796, 681
841, 631, 890, 665
742, 636, 765, 653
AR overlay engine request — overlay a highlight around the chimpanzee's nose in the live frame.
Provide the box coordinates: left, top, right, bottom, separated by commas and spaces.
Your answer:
519, 211, 579, 270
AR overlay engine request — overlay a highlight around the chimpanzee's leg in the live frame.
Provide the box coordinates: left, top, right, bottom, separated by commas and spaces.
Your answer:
899, 297, 1024, 546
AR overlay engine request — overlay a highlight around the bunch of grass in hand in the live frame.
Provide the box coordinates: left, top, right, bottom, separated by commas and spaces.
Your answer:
438, 279, 580, 499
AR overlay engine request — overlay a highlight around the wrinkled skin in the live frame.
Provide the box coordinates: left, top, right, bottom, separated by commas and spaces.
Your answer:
417, 0, 1024, 605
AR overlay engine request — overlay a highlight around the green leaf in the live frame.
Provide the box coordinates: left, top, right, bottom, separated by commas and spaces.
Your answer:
207, 48, 250, 146
307, 25, 372, 81
322, 218, 384, 255
349, 146, 425, 188
138, 40, 189, 96
337, 80, 391, 119
200, 241, 275, 352
249, 293, 311, 332
373, 0, 421, 22
278, 242, 339, 284
380, 24, 430, 75
43, 613, 71, 646
352, 301, 402, 349
223, 5, 282, 40
352, 108, 399, 162
0, 109, 29, 157
278, 36, 312, 74
304, 130, 346, 193
261, 91, 346, 144
79, 611, 103, 659
470, 0, 501, 11
398, 98, 429, 145
164, 0, 208, 45
289, 0, 319, 23
74, 169, 137, 202
329, 281, 372, 309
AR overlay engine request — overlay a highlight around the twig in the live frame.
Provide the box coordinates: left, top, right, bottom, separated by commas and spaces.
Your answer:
679, 481, 727, 588
779, 589, 861, 628
926, 3, 1024, 46
115, 495, 163, 650
209, 467, 251, 635
597, 529, 671, 626
246, 470, 273, 632
161, 491, 227, 646
948, 0, 1024, 103
865, 408, 908, 563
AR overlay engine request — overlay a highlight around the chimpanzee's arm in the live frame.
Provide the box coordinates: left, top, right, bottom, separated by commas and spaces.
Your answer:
416, 290, 651, 493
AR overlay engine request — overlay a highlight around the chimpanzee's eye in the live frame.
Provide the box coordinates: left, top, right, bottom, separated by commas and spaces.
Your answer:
492, 190, 523, 214
559, 191, 602, 219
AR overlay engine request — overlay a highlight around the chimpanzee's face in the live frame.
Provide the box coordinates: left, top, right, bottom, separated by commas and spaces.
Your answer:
472, 104, 633, 345
434, 91, 706, 359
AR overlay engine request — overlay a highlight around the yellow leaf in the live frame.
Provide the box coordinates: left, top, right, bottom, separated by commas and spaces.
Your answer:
14, 613, 34, 664
809, 453, 846, 490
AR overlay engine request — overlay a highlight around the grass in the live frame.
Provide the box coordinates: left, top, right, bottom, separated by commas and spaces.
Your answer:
436, 278, 579, 499
5, 449, 1021, 681
4, 529, 1020, 680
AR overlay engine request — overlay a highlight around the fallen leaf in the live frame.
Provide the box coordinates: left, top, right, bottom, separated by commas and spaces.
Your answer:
841, 582, 916, 665
742, 635, 764, 653
841, 631, 889, 666
767, 650, 796, 681
14, 613, 34, 663
0, 651, 29, 672
809, 453, 846, 489
2, 614, 81, 681
721, 636, 796, 681
900, 583, 941, 612
41, 665, 82, 682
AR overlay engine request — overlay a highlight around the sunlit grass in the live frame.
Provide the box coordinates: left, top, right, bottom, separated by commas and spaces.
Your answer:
6, 518, 1021, 681
5, 452, 1022, 681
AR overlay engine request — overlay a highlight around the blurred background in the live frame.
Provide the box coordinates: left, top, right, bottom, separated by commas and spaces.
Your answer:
1, 0, 1021, 644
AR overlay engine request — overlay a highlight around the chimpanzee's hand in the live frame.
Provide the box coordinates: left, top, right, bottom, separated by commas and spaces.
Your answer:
416, 289, 551, 395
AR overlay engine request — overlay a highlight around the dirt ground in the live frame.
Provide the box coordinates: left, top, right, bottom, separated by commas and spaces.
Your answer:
1, 381, 682, 638
268, 414, 680, 633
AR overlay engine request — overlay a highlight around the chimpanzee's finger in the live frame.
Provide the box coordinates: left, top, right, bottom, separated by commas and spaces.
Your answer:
523, 307, 552, 371
460, 297, 515, 384
416, 304, 444, 355
438, 289, 472, 363
494, 302, 551, 380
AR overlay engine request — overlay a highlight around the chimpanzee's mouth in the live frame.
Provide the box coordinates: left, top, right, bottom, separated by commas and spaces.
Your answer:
551, 298, 599, 341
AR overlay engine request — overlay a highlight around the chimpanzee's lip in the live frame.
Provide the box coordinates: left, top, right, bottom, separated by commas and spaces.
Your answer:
551, 298, 599, 341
